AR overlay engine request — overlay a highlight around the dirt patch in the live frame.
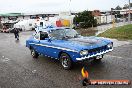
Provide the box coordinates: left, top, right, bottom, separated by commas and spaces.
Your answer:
76, 28, 98, 36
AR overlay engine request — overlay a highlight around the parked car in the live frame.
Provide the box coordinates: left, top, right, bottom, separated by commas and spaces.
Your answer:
2, 26, 10, 33
26, 27, 113, 70
0, 28, 3, 32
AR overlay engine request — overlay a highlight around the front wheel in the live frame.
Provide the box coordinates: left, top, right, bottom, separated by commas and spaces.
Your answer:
30, 48, 39, 58
60, 53, 72, 70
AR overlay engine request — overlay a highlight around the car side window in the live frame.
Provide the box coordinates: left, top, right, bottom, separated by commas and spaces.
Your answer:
40, 32, 49, 40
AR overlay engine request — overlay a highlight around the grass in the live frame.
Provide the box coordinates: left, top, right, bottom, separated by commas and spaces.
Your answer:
97, 24, 132, 40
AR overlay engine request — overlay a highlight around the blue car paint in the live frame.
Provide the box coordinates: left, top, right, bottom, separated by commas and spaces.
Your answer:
26, 28, 113, 62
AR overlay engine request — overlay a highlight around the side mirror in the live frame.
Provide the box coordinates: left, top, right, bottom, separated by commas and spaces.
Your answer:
45, 38, 52, 42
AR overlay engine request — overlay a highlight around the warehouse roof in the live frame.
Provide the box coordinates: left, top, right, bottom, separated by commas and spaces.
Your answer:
0, 13, 24, 17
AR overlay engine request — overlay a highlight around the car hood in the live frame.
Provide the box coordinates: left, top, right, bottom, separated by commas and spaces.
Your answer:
52, 36, 112, 52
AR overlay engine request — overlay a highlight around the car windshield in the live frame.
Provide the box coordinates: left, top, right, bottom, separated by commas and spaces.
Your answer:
49, 29, 81, 40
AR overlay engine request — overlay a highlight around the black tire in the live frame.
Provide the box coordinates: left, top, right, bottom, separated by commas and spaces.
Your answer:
30, 48, 39, 58
60, 53, 72, 70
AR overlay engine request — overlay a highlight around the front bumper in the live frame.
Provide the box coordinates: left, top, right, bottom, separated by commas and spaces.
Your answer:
76, 48, 113, 61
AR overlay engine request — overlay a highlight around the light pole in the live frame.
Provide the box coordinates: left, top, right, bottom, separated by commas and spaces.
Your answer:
69, 0, 71, 15
128, 0, 131, 24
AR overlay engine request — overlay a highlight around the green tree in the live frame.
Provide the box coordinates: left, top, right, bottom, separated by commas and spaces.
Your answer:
122, 3, 132, 9
112, 5, 122, 18
115, 5, 122, 10
73, 10, 97, 28
123, 4, 129, 9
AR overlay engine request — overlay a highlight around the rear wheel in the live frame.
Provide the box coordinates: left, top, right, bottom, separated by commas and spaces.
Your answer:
60, 53, 72, 70
30, 48, 39, 58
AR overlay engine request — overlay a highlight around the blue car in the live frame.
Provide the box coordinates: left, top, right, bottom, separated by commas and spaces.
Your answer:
26, 27, 113, 69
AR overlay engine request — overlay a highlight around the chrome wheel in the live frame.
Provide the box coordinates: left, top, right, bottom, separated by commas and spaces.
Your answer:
60, 53, 72, 70
31, 48, 39, 58
31, 49, 35, 56
61, 56, 69, 68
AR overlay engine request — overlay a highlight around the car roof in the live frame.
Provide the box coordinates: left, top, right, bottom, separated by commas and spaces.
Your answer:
38, 27, 71, 32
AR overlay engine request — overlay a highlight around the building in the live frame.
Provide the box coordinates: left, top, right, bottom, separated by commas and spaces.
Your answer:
92, 10, 114, 24
0, 13, 59, 23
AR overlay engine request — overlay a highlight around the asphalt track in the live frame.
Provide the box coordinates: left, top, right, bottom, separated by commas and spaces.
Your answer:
0, 32, 132, 88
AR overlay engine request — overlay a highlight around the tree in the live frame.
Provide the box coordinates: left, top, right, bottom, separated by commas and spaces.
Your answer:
113, 5, 122, 18
0, 17, 2, 29
115, 5, 122, 10
73, 10, 97, 28
130, 3, 132, 7
123, 3, 132, 9
123, 4, 129, 9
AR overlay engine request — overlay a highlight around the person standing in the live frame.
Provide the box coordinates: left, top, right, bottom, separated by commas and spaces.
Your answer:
13, 28, 19, 40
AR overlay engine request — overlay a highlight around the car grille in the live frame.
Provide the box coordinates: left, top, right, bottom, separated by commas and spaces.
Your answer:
88, 45, 108, 55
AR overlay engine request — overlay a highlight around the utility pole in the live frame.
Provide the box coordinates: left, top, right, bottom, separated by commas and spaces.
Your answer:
69, 0, 71, 15
128, 0, 131, 24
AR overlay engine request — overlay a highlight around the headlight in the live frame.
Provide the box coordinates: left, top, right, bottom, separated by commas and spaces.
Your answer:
80, 50, 88, 56
107, 43, 113, 48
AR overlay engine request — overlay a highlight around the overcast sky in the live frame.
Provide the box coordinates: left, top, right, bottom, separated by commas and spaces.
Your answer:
0, 0, 129, 13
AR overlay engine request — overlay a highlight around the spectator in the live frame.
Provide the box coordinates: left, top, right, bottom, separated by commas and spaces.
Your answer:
13, 28, 19, 40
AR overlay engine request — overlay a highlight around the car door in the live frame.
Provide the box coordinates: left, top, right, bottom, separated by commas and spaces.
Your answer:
44, 30, 64, 58
37, 32, 50, 55
39, 32, 60, 58
43, 39, 62, 59
37, 31, 61, 59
